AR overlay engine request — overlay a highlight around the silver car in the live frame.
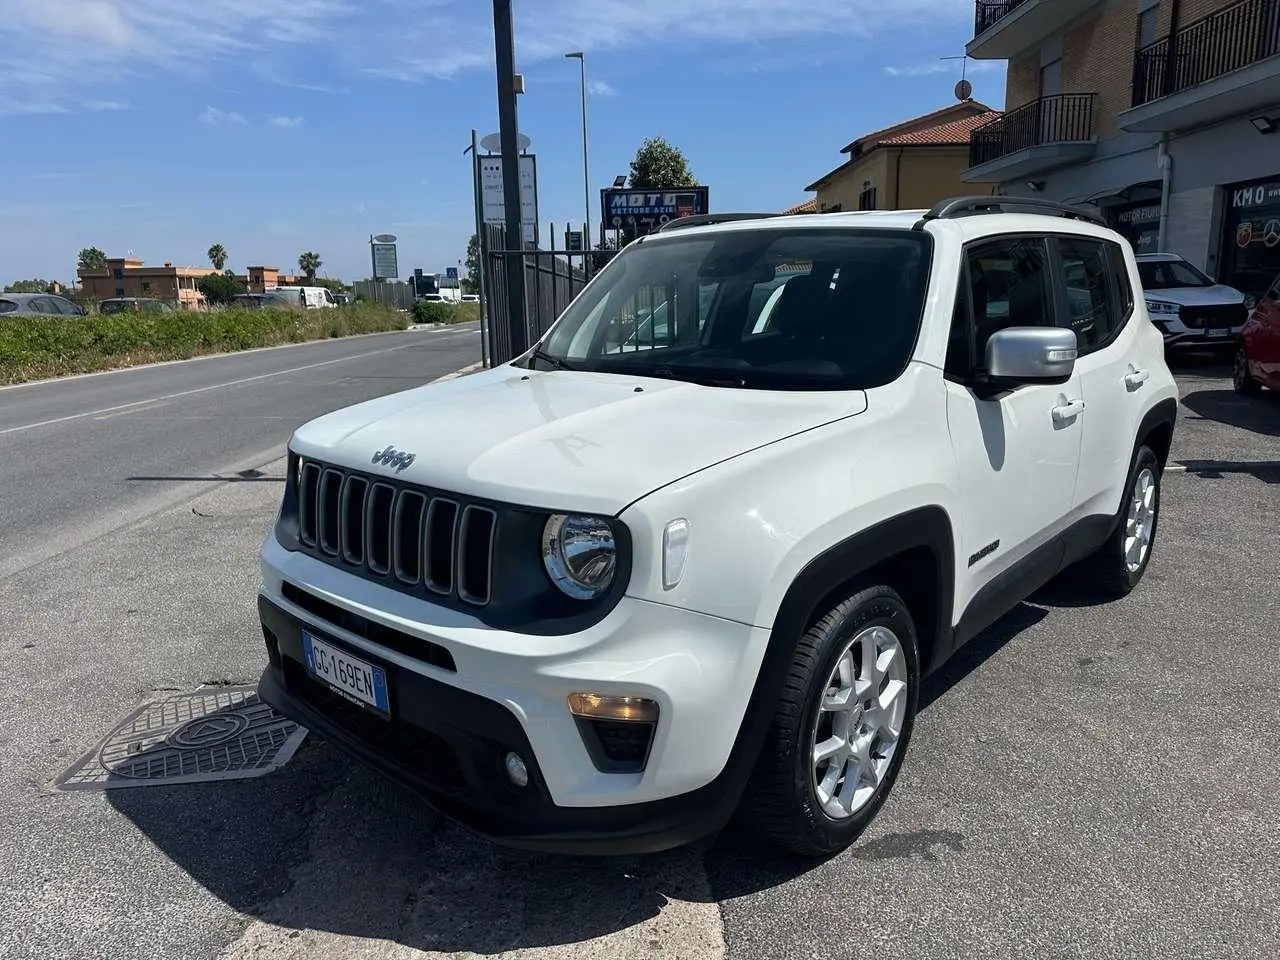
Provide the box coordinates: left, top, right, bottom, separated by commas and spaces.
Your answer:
0, 292, 88, 316
1135, 253, 1249, 351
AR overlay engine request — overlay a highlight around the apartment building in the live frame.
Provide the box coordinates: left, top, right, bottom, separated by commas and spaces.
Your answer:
78, 258, 210, 309
962, 0, 1280, 301
803, 100, 1003, 214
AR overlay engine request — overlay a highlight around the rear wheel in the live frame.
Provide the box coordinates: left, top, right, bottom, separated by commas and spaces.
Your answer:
1234, 346, 1262, 395
737, 585, 919, 857
1078, 445, 1162, 598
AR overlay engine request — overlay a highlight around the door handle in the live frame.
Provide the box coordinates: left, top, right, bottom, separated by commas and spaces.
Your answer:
1125, 367, 1150, 390
1051, 398, 1085, 425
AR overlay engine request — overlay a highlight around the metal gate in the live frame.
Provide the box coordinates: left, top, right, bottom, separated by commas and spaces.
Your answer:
480, 222, 615, 366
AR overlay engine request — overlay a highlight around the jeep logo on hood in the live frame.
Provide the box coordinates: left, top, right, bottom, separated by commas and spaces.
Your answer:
371, 445, 416, 473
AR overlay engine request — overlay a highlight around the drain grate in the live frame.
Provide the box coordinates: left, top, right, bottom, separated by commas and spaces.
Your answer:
55, 686, 308, 791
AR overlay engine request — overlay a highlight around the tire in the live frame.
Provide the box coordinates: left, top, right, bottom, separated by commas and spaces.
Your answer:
1234, 346, 1262, 395
1079, 445, 1162, 598
737, 585, 920, 857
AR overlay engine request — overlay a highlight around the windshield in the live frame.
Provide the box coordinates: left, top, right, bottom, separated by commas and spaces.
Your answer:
534, 228, 933, 390
1138, 258, 1213, 290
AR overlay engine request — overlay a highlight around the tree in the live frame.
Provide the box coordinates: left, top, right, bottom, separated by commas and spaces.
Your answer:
197, 271, 246, 306
463, 234, 480, 294
77, 247, 108, 273
628, 137, 696, 190
298, 251, 322, 282
589, 236, 620, 273
208, 244, 228, 271
311, 277, 347, 295
4, 278, 54, 293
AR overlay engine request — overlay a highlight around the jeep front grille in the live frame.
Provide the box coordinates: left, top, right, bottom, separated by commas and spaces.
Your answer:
297, 460, 496, 606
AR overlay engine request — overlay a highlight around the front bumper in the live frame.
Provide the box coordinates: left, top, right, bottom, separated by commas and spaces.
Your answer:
254, 534, 772, 854
1155, 318, 1244, 348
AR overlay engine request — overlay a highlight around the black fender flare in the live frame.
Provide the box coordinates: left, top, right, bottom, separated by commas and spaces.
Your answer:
703, 506, 956, 821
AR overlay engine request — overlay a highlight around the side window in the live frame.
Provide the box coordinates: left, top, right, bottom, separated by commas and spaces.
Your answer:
964, 237, 1054, 372
1057, 238, 1117, 354
944, 283, 973, 378
1107, 242, 1135, 318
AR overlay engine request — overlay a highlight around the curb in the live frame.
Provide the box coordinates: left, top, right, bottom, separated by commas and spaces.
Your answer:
429, 361, 485, 384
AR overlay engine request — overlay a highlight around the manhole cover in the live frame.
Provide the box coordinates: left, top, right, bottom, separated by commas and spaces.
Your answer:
55, 686, 308, 791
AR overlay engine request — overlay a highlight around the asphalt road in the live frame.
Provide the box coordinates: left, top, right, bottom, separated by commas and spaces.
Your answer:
1, 348, 1277, 960
0, 326, 482, 581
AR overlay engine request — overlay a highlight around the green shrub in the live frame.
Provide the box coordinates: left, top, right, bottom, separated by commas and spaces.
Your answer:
0, 302, 410, 385
410, 300, 481, 325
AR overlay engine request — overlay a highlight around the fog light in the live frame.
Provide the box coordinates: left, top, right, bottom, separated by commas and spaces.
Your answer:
567, 692, 660, 723
504, 751, 529, 788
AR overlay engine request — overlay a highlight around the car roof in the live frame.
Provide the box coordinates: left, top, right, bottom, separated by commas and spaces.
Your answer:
636, 208, 1128, 251
1, 292, 59, 302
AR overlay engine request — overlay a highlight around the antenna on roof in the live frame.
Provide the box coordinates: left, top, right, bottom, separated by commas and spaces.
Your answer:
940, 54, 973, 101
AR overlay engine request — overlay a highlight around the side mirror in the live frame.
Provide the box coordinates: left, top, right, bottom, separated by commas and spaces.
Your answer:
980, 327, 1077, 396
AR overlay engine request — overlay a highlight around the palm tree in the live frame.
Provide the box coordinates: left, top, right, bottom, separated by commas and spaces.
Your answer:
298, 251, 322, 282
208, 244, 228, 271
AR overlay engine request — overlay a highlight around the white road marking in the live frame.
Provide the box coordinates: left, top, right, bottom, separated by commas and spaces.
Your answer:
93, 400, 170, 421
1, 343, 414, 436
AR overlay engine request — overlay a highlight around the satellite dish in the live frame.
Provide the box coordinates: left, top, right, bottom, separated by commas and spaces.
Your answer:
955, 79, 973, 101
480, 132, 532, 153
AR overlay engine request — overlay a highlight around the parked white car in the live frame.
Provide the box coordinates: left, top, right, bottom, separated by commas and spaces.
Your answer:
255, 199, 1178, 857
1135, 253, 1249, 350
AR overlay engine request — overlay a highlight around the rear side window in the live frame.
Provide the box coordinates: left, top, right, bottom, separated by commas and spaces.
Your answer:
1056, 238, 1116, 353
0, 299, 16, 314
1108, 243, 1135, 316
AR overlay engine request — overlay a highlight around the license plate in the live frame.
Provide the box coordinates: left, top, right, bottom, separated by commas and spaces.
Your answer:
1206, 327, 1230, 338
302, 631, 390, 716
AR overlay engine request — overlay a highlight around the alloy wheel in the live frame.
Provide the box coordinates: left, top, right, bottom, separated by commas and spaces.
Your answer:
811, 625, 908, 820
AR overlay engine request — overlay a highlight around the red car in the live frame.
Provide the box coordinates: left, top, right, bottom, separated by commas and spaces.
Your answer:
1236, 271, 1280, 394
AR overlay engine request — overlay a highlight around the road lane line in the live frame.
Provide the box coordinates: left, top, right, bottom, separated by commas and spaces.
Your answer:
0, 343, 419, 436
93, 400, 170, 421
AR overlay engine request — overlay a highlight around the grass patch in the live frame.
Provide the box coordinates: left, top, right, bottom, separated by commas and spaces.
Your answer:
0, 302, 413, 385
411, 300, 480, 325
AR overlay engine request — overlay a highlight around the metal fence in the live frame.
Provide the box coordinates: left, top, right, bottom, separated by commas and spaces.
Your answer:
481, 222, 614, 366
352, 279, 416, 310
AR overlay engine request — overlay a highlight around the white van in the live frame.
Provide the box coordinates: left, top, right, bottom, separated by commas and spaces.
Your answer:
264, 286, 337, 309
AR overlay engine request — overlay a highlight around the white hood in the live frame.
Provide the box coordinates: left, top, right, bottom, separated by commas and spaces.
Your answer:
1145, 284, 1244, 307
289, 365, 868, 515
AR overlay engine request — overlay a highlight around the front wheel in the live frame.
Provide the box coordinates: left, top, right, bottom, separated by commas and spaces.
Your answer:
1234, 346, 1262, 395
737, 585, 919, 857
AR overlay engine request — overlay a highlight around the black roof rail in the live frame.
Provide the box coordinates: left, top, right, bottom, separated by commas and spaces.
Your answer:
911, 195, 1107, 230
656, 213, 782, 233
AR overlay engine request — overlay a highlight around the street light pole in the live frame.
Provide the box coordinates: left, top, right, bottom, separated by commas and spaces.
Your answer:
565, 51, 591, 259
493, 0, 528, 356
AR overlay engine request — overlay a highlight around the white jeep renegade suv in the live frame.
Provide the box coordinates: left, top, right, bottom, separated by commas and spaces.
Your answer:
256, 197, 1178, 857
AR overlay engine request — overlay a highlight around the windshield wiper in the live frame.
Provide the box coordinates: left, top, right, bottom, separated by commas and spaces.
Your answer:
526, 347, 575, 371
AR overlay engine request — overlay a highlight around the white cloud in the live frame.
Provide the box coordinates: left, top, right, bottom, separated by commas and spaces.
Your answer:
587, 79, 618, 97
0, 0, 975, 110
884, 59, 1003, 77
269, 115, 305, 127
199, 105, 248, 125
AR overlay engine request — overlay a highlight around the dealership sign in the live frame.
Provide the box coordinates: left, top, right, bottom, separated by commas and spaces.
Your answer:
601, 186, 709, 240
370, 234, 398, 279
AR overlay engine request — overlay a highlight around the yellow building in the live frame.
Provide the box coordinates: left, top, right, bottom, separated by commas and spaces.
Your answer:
78, 258, 210, 309
803, 100, 1002, 213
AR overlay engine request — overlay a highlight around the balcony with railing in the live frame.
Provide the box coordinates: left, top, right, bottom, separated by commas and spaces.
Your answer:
1121, 0, 1280, 132
968, 0, 1102, 59
963, 93, 1098, 182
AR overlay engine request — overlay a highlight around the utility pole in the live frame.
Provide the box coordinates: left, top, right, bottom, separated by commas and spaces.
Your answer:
493, 0, 528, 356
565, 51, 591, 258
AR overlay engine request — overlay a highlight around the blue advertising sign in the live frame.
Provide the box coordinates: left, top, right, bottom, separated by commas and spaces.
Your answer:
600, 186, 709, 242
446, 266, 458, 280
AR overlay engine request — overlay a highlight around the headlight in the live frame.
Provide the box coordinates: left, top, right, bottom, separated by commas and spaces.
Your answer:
542, 514, 617, 599
1145, 299, 1180, 316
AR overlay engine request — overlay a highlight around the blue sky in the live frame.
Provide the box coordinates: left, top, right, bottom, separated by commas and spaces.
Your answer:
0, 0, 1006, 286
